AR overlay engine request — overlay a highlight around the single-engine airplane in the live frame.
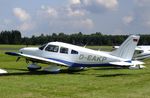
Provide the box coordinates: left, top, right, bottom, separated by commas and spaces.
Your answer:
5, 35, 145, 73
113, 46, 150, 60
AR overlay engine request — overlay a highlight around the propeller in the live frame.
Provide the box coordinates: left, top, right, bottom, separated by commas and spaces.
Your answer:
26, 59, 29, 64
16, 57, 20, 62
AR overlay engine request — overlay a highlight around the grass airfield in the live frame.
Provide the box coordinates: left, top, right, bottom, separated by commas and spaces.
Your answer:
0, 45, 150, 98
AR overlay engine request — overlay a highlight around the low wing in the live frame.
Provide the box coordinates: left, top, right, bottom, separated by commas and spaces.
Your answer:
5, 52, 68, 66
109, 61, 144, 66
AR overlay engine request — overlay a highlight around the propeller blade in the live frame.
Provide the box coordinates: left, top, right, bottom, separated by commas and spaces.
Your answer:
16, 57, 20, 62
26, 59, 29, 64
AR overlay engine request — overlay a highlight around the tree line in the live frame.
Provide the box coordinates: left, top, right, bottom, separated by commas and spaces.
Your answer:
0, 30, 150, 46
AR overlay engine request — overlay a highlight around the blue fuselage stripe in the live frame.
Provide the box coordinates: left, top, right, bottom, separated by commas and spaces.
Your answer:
48, 58, 114, 67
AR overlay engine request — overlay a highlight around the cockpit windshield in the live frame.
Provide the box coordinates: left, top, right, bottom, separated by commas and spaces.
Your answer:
39, 43, 48, 50
45, 45, 59, 52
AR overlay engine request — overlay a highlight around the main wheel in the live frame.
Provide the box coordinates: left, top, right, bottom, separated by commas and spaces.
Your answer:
27, 63, 41, 71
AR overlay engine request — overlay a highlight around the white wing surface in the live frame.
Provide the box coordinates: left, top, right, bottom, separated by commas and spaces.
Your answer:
5, 52, 68, 66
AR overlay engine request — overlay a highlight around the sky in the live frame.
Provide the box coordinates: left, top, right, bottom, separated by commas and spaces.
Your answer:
0, 0, 150, 37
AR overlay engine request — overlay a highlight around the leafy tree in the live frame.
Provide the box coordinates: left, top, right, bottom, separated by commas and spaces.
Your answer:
0, 30, 150, 46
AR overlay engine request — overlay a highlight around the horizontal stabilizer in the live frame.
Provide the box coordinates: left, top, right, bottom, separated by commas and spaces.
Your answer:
131, 61, 145, 65
109, 62, 133, 66
109, 61, 144, 66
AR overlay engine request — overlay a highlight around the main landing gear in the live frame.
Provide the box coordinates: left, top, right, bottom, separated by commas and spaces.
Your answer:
27, 63, 41, 71
68, 67, 85, 71
43, 65, 60, 73
27, 63, 60, 73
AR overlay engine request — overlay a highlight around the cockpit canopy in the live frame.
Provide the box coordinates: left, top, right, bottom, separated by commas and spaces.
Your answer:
39, 43, 78, 54
45, 45, 59, 52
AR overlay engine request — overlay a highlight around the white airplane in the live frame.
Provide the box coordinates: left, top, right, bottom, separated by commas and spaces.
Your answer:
5, 35, 145, 73
113, 46, 150, 60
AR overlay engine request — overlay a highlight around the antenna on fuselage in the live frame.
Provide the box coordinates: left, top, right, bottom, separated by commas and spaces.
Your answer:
84, 42, 88, 48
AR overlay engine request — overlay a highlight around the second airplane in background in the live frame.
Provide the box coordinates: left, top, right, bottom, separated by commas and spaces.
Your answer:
114, 46, 150, 60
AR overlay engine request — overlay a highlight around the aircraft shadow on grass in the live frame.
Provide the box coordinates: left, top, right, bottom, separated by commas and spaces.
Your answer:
0, 68, 88, 76
0, 68, 132, 77
0, 67, 148, 77
92, 66, 131, 70
96, 73, 131, 77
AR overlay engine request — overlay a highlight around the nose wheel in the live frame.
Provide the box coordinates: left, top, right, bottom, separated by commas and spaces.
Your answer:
27, 63, 41, 71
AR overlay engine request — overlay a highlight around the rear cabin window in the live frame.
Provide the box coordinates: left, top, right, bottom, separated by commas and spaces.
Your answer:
45, 45, 59, 52
71, 50, 78, 54
60, 47, 68, 54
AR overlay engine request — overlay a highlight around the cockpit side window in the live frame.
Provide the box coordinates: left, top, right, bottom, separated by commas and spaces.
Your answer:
45, 45, 59, 52
60, 47, 68, 54
39, 44, 47, 50
71, 50, 78, 54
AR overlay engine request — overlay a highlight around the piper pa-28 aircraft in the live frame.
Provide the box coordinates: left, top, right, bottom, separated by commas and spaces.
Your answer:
5, 35, 145, 73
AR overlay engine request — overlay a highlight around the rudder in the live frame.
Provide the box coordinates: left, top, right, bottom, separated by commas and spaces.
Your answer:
111, 35, 140, 60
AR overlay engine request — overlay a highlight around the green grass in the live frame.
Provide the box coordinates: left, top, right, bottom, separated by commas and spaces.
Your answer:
87, 46, 113, 51
0, 45, 150, 98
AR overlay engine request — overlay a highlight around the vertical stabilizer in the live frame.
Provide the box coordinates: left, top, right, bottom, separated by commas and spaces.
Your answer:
111, 35, 140, 60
